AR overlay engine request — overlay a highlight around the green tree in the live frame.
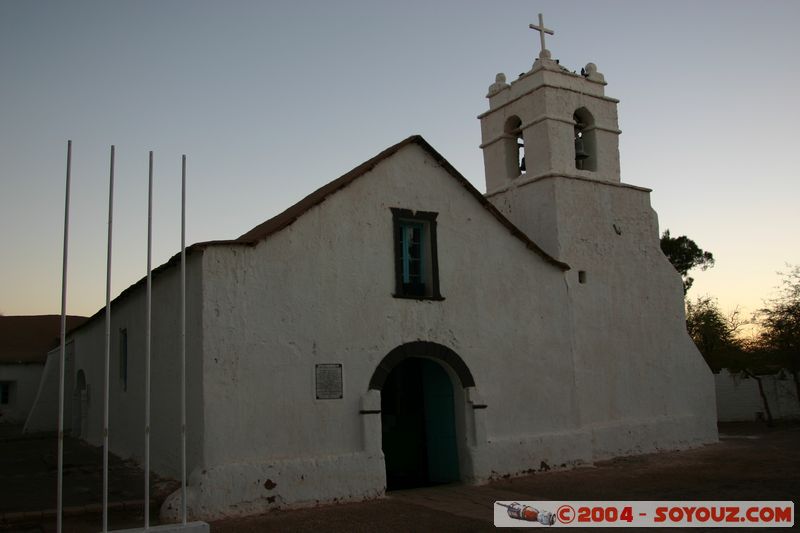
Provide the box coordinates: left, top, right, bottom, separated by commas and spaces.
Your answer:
686, 296, 742, 372
660, 230, 715, 294
756, 265, 800, 406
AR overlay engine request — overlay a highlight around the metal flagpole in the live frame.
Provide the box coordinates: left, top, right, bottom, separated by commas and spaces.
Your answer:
180, 154, 187, 524
56, 140, 72, 533
144, 151, 153, 529
102, 145, 115, 533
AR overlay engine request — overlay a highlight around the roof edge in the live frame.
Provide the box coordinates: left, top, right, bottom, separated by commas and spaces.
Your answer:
235, 136, 424, 244
406, 136, 570, 271
233, 134, 568, 270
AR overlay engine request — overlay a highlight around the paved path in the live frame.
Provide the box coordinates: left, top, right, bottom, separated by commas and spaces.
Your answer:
2, 422, 798, 532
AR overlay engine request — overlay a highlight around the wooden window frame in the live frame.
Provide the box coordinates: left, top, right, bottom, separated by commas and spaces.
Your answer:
391, 208, 443, 301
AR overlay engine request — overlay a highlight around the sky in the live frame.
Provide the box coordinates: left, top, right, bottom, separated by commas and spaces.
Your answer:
1, 0, 798, 325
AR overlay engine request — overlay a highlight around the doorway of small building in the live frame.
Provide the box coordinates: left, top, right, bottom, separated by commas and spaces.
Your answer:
381, 357, 460, 490
72, 370, 87, 438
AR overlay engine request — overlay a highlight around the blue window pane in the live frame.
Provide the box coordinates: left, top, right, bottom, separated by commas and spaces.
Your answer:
400, 221, 425, 294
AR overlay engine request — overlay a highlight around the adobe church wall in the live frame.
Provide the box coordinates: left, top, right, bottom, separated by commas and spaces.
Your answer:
192, 143, 580, 519
64, 253, 206, 479
558, 177, 717, 456
491, 175, 717, 460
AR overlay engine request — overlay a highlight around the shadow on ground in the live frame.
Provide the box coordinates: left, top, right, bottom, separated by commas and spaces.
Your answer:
0, 424, 177, 532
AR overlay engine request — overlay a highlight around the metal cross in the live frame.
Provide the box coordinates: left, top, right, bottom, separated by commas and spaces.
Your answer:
529, 13, 554, 58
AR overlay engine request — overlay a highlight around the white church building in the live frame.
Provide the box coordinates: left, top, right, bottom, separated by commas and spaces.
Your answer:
33, 23, 717, 520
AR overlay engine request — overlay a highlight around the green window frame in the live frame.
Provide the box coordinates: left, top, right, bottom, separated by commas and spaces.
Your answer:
391, 208, 442, 300
401, 221, 425, 289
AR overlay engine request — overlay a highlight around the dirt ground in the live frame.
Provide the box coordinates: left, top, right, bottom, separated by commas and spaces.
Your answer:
1, 422, 797, 532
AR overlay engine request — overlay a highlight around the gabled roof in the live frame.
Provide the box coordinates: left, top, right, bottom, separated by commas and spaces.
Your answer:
0, 315, 88, 363
235, 135, 568, 269
73, 135, 568, 334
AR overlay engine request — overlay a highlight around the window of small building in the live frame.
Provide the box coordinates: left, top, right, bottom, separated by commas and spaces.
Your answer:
0, 381, 12, 405
119, 328, 128, 392
391, 208, 442, 300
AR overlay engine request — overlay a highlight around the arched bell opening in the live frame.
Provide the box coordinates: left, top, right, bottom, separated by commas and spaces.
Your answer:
503, 115, 526, 178
573, 107, 597, 172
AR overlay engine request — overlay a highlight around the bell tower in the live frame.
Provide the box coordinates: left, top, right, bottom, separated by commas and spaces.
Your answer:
479, 14, 626, 260
477, 16, 717, 456
479, 14, 621, 194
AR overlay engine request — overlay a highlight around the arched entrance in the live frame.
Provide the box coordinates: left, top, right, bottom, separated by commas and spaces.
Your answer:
370, 341, 475, 491
72, 370, 88, 438
381, 358, 459, 489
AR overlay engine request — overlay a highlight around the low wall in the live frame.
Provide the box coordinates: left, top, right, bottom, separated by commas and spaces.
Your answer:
715, 369, 800, 422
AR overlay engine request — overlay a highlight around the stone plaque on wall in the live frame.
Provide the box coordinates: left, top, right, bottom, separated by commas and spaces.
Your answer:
315, 363, 343, 399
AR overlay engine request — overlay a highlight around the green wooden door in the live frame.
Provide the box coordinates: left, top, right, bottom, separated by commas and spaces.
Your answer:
381, 358, 427, 489
421, 359, 460, 484
381, 357, 460, 489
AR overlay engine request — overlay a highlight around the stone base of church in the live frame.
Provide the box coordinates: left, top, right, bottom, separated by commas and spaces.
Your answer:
467, 428, 594, 482
589, 414, 718, 461
161, 414, 716, 521
466, 413, 717, 483
160, 451, 386, 522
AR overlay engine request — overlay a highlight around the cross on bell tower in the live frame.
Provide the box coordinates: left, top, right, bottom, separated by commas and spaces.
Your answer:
529, 13, 554, 59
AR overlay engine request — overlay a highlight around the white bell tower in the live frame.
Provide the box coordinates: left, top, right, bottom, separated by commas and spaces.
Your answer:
479, 14, 621, 194
476, 15, 718, 465
479, 14, 627, 260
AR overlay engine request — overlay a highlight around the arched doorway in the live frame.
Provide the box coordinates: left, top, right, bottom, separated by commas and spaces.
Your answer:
72, 370, 88, 438
381, 357, 460, 489
371, 341, 476, 491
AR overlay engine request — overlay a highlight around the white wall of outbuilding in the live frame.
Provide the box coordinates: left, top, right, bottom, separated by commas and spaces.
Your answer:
64, 254, 205, 479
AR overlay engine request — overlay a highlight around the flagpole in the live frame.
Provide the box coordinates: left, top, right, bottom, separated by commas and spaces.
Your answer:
56, 140, 72, 533
180, 154, 187, 524
102, 145, 115, 533
144, 151, 153, 529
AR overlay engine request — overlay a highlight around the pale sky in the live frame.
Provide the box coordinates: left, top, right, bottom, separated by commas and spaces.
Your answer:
1, 0, 798, 323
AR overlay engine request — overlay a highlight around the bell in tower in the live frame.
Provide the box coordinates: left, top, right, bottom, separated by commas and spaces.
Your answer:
573, 109, 596, 171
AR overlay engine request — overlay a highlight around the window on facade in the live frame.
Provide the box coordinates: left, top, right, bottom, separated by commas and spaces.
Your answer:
119, 328, 128, 392
391, 208, 442, 300
0, 382, 11, 405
